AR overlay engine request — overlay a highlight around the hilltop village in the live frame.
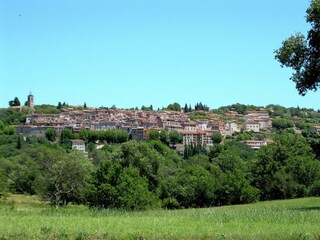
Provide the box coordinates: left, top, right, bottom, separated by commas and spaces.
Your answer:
13, 94, 281, 151
2, 93, 320, 211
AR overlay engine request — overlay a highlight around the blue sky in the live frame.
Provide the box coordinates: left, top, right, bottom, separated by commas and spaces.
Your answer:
1, 0, 319, 110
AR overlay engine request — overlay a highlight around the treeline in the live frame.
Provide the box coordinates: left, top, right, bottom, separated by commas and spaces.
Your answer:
214, 103, 320, 119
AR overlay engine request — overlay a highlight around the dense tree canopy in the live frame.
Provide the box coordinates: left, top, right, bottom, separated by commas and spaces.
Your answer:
1, 105, 320, 210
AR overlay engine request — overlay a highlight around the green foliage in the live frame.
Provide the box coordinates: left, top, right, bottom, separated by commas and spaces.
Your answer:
275, 0, 320, 95
272, 118, 295, 130
188, 111, 212, 120
0, 109, 23, 125
169, 130, 181, 146
45, 128, 56, 142
141, 105, 153, 111
35, 151, 93, 207
149, 140, 171, 156
60, 129, 73, 149
183, 144, 207, 159
217, 103, 262, 114
160, 165, 218, 208
211, 132, 222, 144
194, 102, 209, 111
308, 180, 320, 196
236, 132, 252, 141
159, 129, 169, 145
8, 97, 21, 107
252, 133, 318, 200
34, 105, 60, 114
148, 129, 159, 140
166, 102, 181, 112
86, 160, 158, 210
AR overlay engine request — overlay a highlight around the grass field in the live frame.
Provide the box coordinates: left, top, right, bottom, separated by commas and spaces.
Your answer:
1, 195, 320, 239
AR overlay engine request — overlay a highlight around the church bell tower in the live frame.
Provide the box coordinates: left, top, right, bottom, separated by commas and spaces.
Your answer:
27, 92, 34, 108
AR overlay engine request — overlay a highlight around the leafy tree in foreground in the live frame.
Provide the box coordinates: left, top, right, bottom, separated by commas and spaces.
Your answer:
35, 151, 93, 208
275, 0, 320, 95
86, 160, 158, 210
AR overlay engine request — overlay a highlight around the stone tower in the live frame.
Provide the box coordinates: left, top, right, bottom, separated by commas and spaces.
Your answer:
27, 92, 34, 108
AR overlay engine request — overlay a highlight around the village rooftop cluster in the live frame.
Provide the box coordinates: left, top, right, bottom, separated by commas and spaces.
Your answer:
13, 94, 276, 151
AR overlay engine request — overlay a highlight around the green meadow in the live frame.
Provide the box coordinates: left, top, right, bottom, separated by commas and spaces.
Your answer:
1, 195, 320, 239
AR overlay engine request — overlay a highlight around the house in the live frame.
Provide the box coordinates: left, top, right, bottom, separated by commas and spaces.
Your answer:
15, 125, 51, 137
196, 120, 209, 131
182, 121, 197, 132
244, 110, 269, 120
93, 121, 118, 131
224, 121, 238, 135
131, 127, 145, 141
257, 119, 272, 130
242, 140, 267, 150
244, 120, 260, 132
71, 139, 88, 157
71, 139, 86, 151
311, 126, 320, 135
182, 130, 207, 146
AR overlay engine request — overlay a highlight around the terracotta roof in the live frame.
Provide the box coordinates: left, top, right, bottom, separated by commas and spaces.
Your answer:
71, 139, 85, 143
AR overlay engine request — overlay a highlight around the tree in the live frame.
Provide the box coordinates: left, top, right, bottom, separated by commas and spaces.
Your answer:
159, 130, 169, 145
184, 103, 189, 113
9, 97, 21, 107
45, 128, 57, 142
272, 119, 295, 130
275, 0, 320, 95
149, 129, 160, 140
169, 130, 181, 147
35, 151, 93, 208
86, 160, 157, 210
57, 102, 62, 109
160, 165, 218, 208
84, 102, 87, 109
211, 132, 222, 145
60, 129, 73, 149
167, 102, 181, 112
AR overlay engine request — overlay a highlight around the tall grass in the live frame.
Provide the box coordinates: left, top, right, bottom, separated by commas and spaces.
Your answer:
1, 195, 320, 239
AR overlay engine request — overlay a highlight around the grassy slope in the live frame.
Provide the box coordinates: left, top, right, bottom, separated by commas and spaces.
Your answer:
1, 195, 320, 239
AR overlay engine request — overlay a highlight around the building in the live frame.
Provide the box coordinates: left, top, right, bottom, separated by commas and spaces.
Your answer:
311, 126, 320, 135
27, 92, 34, 108
71, 139, 86, 151
71, 139, 88, 157
131, 127, 145, 141
257, 119, 272, 130
242, 140, 267, 150
182, 130, 207, 146
182, 121, 197, 132
244, 120, 260, 132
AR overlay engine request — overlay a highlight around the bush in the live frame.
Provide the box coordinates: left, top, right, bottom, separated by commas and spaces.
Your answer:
308, 180, 320, 197
240, 184, 260, 204
162, 197, 180, 209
